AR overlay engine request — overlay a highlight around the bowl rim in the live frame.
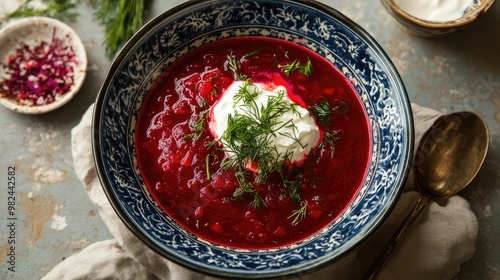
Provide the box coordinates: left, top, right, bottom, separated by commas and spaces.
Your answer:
0, 16, 87, 114
92, 0, 414, 278
383, 0, 496, 29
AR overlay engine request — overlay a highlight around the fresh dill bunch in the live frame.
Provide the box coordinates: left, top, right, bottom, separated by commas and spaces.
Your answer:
3, 0, 79, 22
90, 0, 144, 57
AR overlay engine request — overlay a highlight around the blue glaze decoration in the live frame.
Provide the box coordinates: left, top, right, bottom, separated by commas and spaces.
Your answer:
93, 0, 413, 278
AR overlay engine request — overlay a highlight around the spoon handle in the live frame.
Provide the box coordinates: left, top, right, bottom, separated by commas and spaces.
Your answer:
364, 195, 432, 280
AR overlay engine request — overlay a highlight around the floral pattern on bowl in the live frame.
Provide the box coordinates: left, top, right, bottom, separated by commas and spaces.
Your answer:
93, 0, 414, 278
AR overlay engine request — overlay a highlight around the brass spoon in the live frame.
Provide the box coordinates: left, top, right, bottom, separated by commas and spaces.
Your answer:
365, 111, 489, 280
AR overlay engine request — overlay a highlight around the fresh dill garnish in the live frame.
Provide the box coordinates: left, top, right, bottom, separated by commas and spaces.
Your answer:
233, 79, 259, 104
224, 49, 261, 80
90, 0, 145, 57
279, 121, 307, 149
211, 88, 218, 97
309, 100, 347, 159
198, 98, 208, 108
232, 172, 267, 208
309, 100, 349, 126
224, 50, 241, 79
283, 172, 303, 203
278, 58, 313, 77
288, 201, 307, 225
243, 48, 262, 58
218, 81, 307, 206
2, 0, 79, 22
282, 49, 290, 58
320, 129, 340, 158
309, 100, 333, 126
312, 195, 324, 202
184, 109, 209, 141
205, 140, 218, 149
209, 73, 220, 81
205, 154, 211, 180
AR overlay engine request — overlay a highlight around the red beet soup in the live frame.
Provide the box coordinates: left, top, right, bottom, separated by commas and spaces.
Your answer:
135, 37, 371, 249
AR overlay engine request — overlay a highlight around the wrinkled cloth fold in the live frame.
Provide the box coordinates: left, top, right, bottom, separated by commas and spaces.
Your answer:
43, 103, 478, 280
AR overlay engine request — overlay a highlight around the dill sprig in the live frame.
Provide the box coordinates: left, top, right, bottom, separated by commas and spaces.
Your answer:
223, 49, 261, 80
232, 172, 267, 208
310, 100, 348, 158
185, 109, 209, 141
90, 0, 145, 57
320, 129, 340, 158
288, 201, 307, 226
309, 100, 349, 126
2, 0, 79, 22
278, 58, 313, 77
282, 170, 304, 203
309, 100, 333, 126
233, 79, 259, 104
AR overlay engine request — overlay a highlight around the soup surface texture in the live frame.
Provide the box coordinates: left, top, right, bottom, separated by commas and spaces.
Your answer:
135, 37, 371, 249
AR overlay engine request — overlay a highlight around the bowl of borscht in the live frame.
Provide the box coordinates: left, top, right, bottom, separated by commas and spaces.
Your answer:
93, 0, 414, 278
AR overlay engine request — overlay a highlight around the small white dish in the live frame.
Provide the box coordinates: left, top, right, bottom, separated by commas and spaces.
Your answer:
381, 0, 496, 37
0, 16, 87, 114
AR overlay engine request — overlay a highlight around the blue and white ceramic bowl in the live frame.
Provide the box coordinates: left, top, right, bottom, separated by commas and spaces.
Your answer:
93, 0, 414, 278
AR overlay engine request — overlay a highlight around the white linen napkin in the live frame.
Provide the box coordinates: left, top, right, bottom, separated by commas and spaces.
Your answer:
42, 103, 478, 280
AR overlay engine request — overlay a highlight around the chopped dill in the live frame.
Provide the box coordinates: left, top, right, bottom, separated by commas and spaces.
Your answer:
224, 49, 261, 80
309, 100, 333, 126
288, 201, 307, 225
233, 79, 259, 104
218, 81, 308, 207
232, 172, 267, 208
224, 51, 239, 71
184, 109, 208, 141
205, 54, 349, 226
243, 48, 262, 58
278, 58, 313, 77
309, 100, 349, 126
321, 129, 340, 158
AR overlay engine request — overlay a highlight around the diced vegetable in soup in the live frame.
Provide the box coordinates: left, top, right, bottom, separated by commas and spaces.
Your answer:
135, 37, 371, 249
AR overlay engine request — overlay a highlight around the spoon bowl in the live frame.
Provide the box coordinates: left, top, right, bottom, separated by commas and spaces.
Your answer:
365, 111, 489, 279
414, 112, 489, 199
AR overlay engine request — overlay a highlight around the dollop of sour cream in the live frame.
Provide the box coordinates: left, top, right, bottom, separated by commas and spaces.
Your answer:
394, 0, 474, 22
209, 81, 320, 164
